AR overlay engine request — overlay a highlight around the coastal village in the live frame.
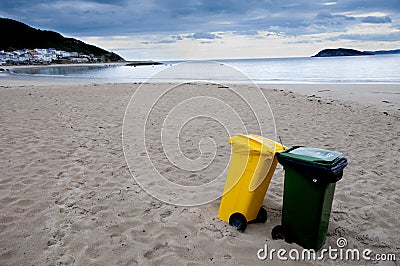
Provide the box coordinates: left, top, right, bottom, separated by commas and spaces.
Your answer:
0, 48, 101, 65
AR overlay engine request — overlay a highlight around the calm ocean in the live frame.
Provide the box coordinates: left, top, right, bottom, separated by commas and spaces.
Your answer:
7, 54, 400, 84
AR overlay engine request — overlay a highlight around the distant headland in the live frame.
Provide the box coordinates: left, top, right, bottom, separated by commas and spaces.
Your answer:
0, 17, 125, 64
313, 48, 400, 57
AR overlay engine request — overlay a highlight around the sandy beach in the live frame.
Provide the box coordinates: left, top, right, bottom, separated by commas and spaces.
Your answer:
0, 79, 399, 265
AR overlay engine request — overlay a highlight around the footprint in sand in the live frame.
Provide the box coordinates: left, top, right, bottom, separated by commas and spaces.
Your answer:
144, 243, 169, 259
160, 210, 172, 219
199, 226, 224, 239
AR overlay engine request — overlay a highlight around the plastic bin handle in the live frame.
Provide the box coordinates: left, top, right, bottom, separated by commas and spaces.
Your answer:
244, 134, 287, 152
239, 134, 263, 146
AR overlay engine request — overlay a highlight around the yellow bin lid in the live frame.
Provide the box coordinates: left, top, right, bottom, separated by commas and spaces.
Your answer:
228, 134, 286, 156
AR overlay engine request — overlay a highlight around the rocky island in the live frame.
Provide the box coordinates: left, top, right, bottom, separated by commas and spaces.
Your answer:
313, 48, 373, 57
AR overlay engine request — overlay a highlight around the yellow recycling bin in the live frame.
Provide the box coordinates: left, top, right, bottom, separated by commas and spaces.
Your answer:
218, 134, 286, 232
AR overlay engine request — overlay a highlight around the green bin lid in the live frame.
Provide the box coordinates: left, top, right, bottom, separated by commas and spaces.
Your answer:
277, 146, 347, 184
278, 146, 342, 166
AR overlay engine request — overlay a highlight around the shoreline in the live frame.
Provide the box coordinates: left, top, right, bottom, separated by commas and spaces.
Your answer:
0, 61, 126, 69
1, 60, 163, 69
0, 75, 399, 113
0, 60, 164, 70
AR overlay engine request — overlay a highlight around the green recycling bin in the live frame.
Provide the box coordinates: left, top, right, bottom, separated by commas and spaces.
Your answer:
272, 146, 347, 250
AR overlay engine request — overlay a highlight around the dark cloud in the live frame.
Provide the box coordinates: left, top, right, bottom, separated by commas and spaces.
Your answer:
0, 0, 398, 42
141, 35, 184, 44
316, 12, 356, 21
361, 16, 392, 24
320, 0, 400, 13
312, 11, 358, 31
191, 32, 220, 39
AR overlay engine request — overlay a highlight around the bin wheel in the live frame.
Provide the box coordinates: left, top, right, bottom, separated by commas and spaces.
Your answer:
229, 213, 247, 232
272, 225, 293, 243
256, 207, 268, 223
272, 225, 287, 240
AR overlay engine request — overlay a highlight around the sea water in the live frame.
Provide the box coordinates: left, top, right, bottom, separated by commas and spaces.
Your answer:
6, 54, 400, 84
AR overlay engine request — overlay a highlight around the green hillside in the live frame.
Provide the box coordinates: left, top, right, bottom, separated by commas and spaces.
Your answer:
0, 18, 124, 62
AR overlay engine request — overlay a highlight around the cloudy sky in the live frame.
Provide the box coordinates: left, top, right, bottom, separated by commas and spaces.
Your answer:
1, 0, 399, 60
